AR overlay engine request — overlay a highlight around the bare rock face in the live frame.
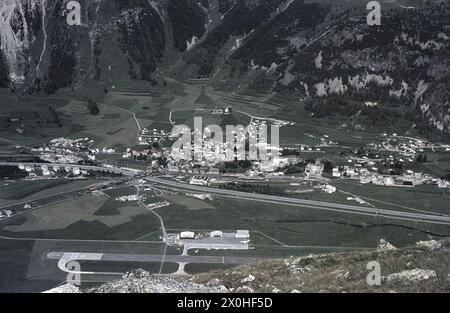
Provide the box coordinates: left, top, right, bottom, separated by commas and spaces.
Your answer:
377, 239, 397, 252
416, 240, 442, 251
384, 269, 437, 285
241, 274, 256, 284
284, 254, 318, 275
1, 1, 450, 136
85, 269, 228, 293
43, 284, 81, 293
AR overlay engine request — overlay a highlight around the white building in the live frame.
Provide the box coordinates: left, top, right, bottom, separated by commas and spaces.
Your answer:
168, 164, 180, 173
190, 176, 210, 186
210, 231, 224, 238
383, 176, 395, 186
343, 166, 358, 178
116, 195, 139, 202
323, 184, 337, 194
236, 230, 250, 239
332, 167, 341, 178
305, 160, 324, 177
180, 231, 196, 239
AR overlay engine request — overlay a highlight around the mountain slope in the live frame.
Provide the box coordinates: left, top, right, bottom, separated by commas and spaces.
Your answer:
191, 239, 450, 293
0, 0, 449, 136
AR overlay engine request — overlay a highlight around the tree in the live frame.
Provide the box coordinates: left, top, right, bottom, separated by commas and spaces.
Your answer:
416, 153, 428, 163
87, 99, 100, 115
323, 160, 334, 173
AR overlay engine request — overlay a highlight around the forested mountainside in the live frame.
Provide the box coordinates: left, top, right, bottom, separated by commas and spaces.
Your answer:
0, 0, 449, 135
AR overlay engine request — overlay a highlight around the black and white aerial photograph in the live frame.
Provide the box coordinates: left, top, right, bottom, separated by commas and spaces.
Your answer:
0, 0, 449, 300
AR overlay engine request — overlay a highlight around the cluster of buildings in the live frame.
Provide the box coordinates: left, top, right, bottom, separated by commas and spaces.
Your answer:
167, 163, 220, 175
299, 145, 323, 152
189, 176, 211, 186
379, 134, 450, 158
138, 127, 170, 145
122, 147, 161, 160
18, 163, 88, 179
318, 134, 338, 147
35, 137, 120, 165
35, 137, 95, 164
168, 119, 282, 167
359, 171, 450, 188
332, 164, 450, 189
166, 230, 251, 250
211, 107, 233, 115
32, 138, 116, 164
305, 160, 324, 178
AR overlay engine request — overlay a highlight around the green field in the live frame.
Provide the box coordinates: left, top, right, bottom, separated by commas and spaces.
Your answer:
0, 189, 163, 241
155, 196, 450, 254
0, 179, 99, 205
0, 180, 71, 200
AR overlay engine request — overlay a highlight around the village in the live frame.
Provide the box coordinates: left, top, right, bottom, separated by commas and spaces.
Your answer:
3, 126, 449, 203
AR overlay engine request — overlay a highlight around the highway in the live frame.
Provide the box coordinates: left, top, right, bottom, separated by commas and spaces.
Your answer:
0, 178, 131, 218
0, 188, 92, 215
2, 160, 450, 226
146, 177, 450, 226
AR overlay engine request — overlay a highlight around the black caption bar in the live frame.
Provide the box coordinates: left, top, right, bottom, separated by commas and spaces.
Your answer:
175, 295, 274, 312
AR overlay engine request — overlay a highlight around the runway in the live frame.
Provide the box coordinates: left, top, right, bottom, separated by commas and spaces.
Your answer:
47, 252, 275, 276
48, 252, 274, 265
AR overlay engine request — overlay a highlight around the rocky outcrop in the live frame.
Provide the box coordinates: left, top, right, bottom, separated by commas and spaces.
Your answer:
384, 269, 437, 285
44, 284, 81, 293
191, 238, 450, 293
85, 269, 228, 293
0, 0, 42, 83
377, 239, 397, 252
0, 0, 208, 91
416, 240, 443, 251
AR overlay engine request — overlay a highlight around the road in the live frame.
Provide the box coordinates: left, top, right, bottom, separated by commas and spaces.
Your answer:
0, 160, 142, 221
48, 252, 275, 268
0, 188, 91, 216
0, 178, 131, 218
146, 177, 450, 226
108, 102, 142, 132
2, 161, 449, 226
136, 186, 168, 241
